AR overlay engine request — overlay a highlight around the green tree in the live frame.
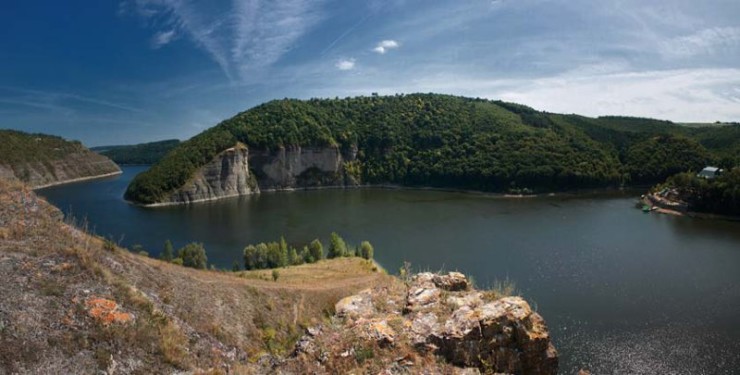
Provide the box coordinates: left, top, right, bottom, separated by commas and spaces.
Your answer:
244, 245, 258, 270
161, 239, 174, 261
178, 242, 207, 269
328, 232, 347, 258
360, 241, 374, 260
309, 239, 324, 261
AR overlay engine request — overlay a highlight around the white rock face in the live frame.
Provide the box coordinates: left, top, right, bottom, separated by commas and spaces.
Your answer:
249, 145, 347, 190
161, 143, 359, 205
166, 144, 258, 204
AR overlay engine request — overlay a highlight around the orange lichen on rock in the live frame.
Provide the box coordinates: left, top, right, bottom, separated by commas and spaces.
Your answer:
85, 297, 133, 325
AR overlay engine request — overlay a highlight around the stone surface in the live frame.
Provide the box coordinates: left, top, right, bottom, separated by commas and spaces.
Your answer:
161, 144, 362, 204
335, 289, 375, 321
166, 143, 258, 204
310, 272, 558, 374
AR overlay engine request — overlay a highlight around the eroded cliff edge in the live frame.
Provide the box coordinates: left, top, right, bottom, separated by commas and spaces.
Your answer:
153, 143, 359, 205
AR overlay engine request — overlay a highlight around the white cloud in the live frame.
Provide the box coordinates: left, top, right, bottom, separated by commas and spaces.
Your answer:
129, 0, 326, 82
151, 29, 176, 49
661, 27, 740, 58
372, 39, 399, 54
335, 58, 356, 71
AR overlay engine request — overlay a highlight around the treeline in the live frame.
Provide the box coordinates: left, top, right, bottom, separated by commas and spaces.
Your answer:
656, 168, 740, 216
124, 94, 740, 204
92, 139, 180, 165
0, 129, 88, 168
243, 233, 374, 271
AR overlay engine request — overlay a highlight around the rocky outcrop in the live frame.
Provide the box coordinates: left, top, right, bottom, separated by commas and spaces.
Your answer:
158, 144, 359, 205
1, 150, 121, 189
164, 143, 258, 204
249, 145, 356, 191
292, 272, 558, 374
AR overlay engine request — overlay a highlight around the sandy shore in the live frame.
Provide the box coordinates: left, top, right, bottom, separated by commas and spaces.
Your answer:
32, 171, 123, 190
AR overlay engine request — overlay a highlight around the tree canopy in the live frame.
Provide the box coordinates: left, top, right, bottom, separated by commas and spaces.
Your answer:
123, 94, 740, 204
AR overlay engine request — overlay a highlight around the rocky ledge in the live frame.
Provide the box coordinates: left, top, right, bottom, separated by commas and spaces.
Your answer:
288, 271, 557, 374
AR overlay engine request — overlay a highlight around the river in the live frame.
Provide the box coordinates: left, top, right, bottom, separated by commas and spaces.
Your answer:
37, 165, 740, 374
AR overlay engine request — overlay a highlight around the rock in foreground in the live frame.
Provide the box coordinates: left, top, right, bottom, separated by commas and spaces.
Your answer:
288, 271, 558, 374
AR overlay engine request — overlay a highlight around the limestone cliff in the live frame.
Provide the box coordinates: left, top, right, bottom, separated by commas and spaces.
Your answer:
158, 143, 358, 205
250, 145, 356, 191
164, 143, 258, 204
0, 130, 121, 188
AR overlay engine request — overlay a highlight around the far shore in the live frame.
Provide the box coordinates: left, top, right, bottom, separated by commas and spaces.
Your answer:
129, 182, 647, 208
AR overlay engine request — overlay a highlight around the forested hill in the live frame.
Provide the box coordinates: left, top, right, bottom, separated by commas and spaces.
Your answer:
92, 139, 180, 165
0, 129, 121, 188
125, 94, 740, 204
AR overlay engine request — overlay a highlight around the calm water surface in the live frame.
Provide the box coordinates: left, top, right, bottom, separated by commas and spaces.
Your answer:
38, 166, 740, 374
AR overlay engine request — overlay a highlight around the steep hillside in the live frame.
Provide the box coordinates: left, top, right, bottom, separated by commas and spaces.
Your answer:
0, 129, 121, 188
0, 178, 558, 374
125, 94, 732, 205
92, 139, 180, 165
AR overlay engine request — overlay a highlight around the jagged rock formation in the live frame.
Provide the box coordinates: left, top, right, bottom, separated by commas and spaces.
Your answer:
289, 271, 558, 374
163, 143, 258, 204
157, 143, 358, 205
0, 130, 121, 188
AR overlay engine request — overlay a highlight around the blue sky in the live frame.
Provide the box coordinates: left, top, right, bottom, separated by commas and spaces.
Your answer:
1, 0, 739, 146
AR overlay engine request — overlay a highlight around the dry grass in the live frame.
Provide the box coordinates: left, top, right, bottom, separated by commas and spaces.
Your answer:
0, 177, 396, 373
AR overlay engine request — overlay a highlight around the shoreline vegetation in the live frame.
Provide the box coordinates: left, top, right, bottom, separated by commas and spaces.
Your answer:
148, 232, 377, 274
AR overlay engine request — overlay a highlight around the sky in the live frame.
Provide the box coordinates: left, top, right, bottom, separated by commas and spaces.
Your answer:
1, 0, 739, 146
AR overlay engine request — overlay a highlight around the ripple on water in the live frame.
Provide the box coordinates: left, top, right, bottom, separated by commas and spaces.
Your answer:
559, 324, 740, 374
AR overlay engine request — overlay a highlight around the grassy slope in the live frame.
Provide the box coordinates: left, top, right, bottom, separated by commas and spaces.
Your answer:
0, 178, 393, 374
0, 129, 120, 187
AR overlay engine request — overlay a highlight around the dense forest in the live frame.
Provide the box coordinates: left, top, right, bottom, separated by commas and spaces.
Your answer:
92, 139, 180, 165
124, 94, 740, 204
656, 168, 740, 216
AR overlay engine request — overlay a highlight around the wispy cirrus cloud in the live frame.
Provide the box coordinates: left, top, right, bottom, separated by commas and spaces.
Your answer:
151, 29, 177, 49
125, 0, 326, 82
372, 39, 399, 54
660, 27, 740, 58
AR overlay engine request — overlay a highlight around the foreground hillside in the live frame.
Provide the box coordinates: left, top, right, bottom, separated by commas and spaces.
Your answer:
125, 94, 739, 205
92, 139, 180, 165
0, 178, 558, 374
0, 129, 121, 188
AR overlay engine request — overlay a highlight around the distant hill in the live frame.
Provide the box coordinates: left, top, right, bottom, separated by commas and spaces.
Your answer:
0, 129, 120, 188
92, 139, 180, 165
124, 94, 740, 205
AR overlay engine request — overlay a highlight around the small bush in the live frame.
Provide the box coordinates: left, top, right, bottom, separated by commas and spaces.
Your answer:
171, 258, 183, 266
272, 269, 280, 282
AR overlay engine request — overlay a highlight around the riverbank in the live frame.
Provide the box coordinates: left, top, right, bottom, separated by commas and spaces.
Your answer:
32, 170, 123, 190
641, 194, 740, 221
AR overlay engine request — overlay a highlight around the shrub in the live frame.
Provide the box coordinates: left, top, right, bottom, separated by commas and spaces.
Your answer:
177, 242, 207, 269
161, 240, 174, 261
308, 239, 323, 261
360, 241, 374, 260
272, 269, 280, 282
171, 258, 183, 266
328, 232, 347, 258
